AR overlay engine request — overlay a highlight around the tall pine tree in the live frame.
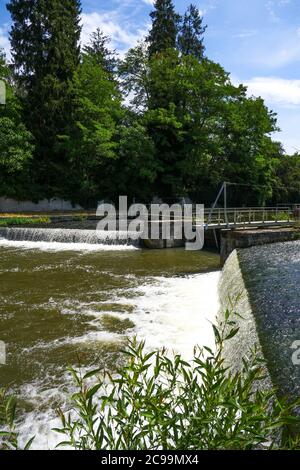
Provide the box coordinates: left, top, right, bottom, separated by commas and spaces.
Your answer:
178, 4, 206, 60
7, 0, 82, 195
148, 0, 180, 57
83, 28, 118, 74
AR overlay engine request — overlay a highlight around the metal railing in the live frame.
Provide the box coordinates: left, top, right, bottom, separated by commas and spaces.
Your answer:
201, 206, 298, 228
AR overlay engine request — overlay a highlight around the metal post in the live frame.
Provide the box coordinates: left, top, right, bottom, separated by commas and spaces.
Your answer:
224, 182, 229, 226
207, 182, 225, 226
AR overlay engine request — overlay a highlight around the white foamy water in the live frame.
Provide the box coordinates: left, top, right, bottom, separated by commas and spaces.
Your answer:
0, 239, 138, 251
16, 270, 220, 450
110, 272, 220, 357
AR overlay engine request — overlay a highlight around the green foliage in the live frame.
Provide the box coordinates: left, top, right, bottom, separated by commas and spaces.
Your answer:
177, 4, 206, 60
7, 0, 82, 196
83, 28, 118, 74
274, 153, 300, 203
0, 388, 18, 450
119, 41, 150, 111
144, 50, 280, 202
108, 115, 159, 201
2, 0, 298, 205
0, 49, 34, 198
148, 0, 180, 57
0, 388, 34, 450
0, 116, 33, 174
55, 313, 300, 450
0, 217, 50, 227
60, 55, 123, 204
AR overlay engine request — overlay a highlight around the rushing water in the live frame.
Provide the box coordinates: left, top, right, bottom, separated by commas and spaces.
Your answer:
0, 240, 220, 449
237, 240, 300, 399
0, 227, 141, 246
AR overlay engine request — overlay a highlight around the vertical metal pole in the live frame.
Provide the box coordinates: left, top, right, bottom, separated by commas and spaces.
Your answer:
224, 182, 229, 226
207, 182, 225, 226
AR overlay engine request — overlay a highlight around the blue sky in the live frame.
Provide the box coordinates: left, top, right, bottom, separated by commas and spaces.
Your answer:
0, 0, 300, 153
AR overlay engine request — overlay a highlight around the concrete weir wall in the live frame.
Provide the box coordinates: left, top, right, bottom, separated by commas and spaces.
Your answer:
218, 250, 273, 391
219, 240, 300, 410
220, 227, 300, 266
0, 197, 82, 213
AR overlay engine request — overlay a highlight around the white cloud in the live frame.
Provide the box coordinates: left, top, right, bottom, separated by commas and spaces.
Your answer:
142, 0, 155, 5
244, 77, 300, 107
233, 29, 258, 39
81, 11, 148, 55
231, 75, 300, 152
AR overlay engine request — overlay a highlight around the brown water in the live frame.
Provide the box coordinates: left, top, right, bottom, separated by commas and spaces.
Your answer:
0, 241, 220, 449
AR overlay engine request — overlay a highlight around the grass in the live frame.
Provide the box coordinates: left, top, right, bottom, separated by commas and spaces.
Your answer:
0, 217, 51, 227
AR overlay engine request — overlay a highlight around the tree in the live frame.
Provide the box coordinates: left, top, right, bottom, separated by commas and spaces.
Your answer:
110, 114, 159, 202
177, 4, 206, 60
275, 153, 300, 203
144, 50, 281, 202
148, 0, 180, 57
145, 50, 235, 197
220, 96, 282, 205
60, 55, 122, 204
119, 41, 150, 111
83, 28, 118, 74
0, 49, 34, 198
7, 0, 82, 195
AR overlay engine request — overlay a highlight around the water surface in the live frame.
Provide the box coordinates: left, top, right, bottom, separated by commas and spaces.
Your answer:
238, 241, 300, 399
0, 243, 220, 449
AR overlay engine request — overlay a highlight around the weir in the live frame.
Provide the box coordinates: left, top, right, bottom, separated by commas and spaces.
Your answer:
0, 227, 141, 247
219, 240, 300, 401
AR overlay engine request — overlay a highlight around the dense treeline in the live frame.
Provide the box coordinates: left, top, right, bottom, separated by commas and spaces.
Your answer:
0, 0, 299, 207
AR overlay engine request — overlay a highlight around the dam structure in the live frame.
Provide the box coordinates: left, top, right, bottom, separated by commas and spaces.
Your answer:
219, 240, 300, 401
0, 227, 141, 248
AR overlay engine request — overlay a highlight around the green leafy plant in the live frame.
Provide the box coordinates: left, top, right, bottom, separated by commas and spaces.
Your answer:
0, 388, 18, 450
55, 312, 300, 450
0, 388, 34, 450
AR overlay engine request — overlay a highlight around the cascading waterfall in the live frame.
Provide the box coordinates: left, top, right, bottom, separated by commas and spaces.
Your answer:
219, 241, 300, 400
0, 227, 141, 248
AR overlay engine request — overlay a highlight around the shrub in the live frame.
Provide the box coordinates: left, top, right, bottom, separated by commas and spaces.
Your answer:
55, 312, 300, 450
0, 388, 34, 450
0, 388, 18, 450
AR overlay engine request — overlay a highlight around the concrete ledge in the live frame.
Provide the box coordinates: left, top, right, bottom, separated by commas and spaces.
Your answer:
220, 227, 300, 265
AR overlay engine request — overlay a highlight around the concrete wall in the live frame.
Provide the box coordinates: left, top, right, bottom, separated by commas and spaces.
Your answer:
0, 197, 82, 213
220, 227, 300, 265
218, 250, 273, 390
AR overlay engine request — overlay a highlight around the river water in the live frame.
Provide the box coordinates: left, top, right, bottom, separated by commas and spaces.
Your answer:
0, 240, 220, 449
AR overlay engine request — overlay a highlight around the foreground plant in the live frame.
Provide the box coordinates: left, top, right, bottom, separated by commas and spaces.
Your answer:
0, 388, 18, 450
55, 313, 300, 450
0, 388, 34, 450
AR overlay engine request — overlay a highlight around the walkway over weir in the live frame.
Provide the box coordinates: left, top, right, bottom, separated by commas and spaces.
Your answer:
202, 206, 299, 230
